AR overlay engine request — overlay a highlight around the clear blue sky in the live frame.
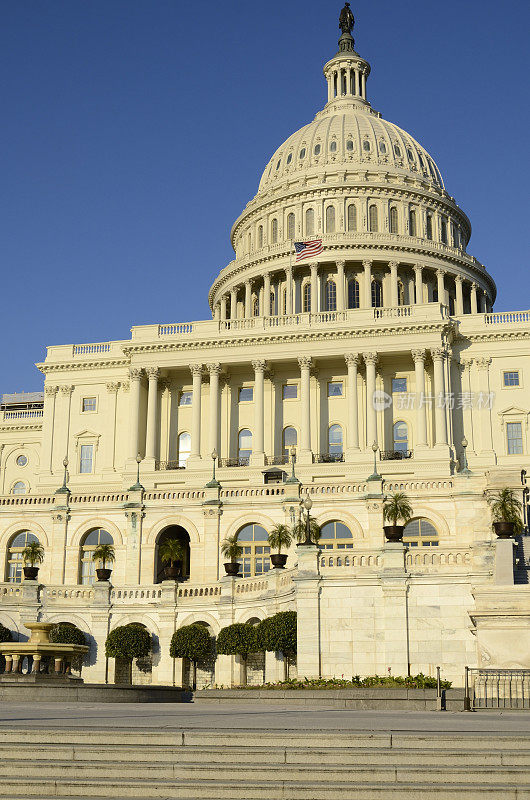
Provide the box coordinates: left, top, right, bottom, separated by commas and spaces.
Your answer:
2, 0, 528, 392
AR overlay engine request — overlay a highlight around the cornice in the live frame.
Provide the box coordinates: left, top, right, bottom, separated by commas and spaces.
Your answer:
0, 423, 43, 432
38, 359, 128, 374
464, 331, 530, 344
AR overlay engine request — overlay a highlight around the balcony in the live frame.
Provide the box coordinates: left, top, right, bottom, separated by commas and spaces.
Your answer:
265, 455, 290, 466
155, 461, 186, 471
380, 449, 413, 461
218, 457, 250, 468
314, 453, 345, 464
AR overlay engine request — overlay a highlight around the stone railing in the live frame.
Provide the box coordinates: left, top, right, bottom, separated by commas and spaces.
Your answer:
178, 583, 222, 599
0, 583, 24, 603
0, 495, 55, 507
1, 409, 43, 421
110, 586, 163, 604
320, 551, 382, 571
406, 548, 472, 570
484, 311, 530, 325
43, 585, 95, 604
234, 576, 269, 596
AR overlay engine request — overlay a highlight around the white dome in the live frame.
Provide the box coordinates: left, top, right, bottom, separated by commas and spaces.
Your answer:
258, 103, 445, 195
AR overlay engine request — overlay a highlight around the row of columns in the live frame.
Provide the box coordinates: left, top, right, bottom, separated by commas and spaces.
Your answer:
215, 261, 491, 320
326, 62, 368, 102
128, 347, 451, 465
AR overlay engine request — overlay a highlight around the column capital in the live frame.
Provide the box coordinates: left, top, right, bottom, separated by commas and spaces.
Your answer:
388, 260, 399, 269
189, 364, 203, 376
362, 352, 378, 366
362, 259, 372, 269
411, 349, 427, 364
476, 356, 492, 370
459, 357, 473, 372
471, 282, 478, 290
129, 367, 143, 381
336, 260, 346, 270
207, 362, 222, 375
414, 264, 423, 274
251, 359, 267, 373
298, 356, 313, 370
106, 382, 120, 394
45, 385, 58, 397
158, 378, 171, 393
310, 262, 319, 273
430, 347, 447, 362
146, 367, 160, 380
454, 273, 463, 284
344, 353, 360, 367
59, 384, 75, 395
436, 268, 445, 277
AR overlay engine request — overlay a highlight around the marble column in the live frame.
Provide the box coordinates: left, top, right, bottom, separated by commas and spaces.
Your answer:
389, 261, 399, 307
189, 364, 203, 460
230, 287, 238, 320
336, 260, 345, 311
363, 352, 378, 447
470, 283, 478, 314
455, 275, 464, 315
128, 368, 143, 460
220, 295, 228, 321
414, 265, 423, 305
298, 357, 313, 461
431, 348, 448, 446
345, 354, 360, 453
208, 363, 221, 455
412, 350, 428, 447
436, 269, 446, 306
476, 357, 494, 454
310, 264, 319, 313
145, 367, 159, 461
363, 260, 372, 308
252, 360, 266, 465
244, 281, 252, 318
263, 273, 271, 317
286, 268, 293, 314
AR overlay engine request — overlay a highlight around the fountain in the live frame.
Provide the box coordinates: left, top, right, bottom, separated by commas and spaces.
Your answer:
0, 622, 89, 683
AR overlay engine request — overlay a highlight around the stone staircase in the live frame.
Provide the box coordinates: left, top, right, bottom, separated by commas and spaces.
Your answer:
0, 726, 530, 798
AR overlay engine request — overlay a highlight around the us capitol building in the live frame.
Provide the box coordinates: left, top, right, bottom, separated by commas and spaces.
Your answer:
1, 7, 529, 687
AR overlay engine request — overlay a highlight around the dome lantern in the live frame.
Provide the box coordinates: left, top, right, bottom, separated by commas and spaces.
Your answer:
324, 3, 371, 106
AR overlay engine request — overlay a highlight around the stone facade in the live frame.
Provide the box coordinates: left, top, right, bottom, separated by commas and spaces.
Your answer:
1, 12, 529, 687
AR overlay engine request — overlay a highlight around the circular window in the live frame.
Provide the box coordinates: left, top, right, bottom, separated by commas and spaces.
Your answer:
16, 455, 28, 467
286, 153, 292, 164
330, 141, 337, 152
299, 148, 306, 159
346, 140, 354, 151
314, 144, 321, 155
363, 140, 371, 152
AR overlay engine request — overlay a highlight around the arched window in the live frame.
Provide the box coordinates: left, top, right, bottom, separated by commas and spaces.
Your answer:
7, 531, 39, 583
389, 206, 399, 234
319, 521, 354, 551
156, 526, 190, 582
426, 215, 433, 240
237, 523, 270, 577
440, 217, 448, 244
252, 296, 259, 317
363, 140, 371, 152
348, 278, 360, 309
371, 279, 383, 308
346, 139, 354, 151
328, 424, 343, 458
178, 432, 191, 468
347, 204, 357, 231
409, 209, 417, 237
271, 218, 278, 244
287, 213, 295, 240
257, 225, 264, 248
393, 421, 409, 455
325, 206, 335, 233
394, 144, 402, 157
325, 280, 337, 311
12, 482, 26, 495
305, 208, 314, 236
269, 290, 275, 316
283, 426, 297, 459
379, 141, 387, 154
303, 283, 311, 312
369, 204, 378, 232
403, 518, 439, 548
238, 429, 252, 464
314, 143, 321, 155
330, 140, 337, 152
80, 528, 113, 585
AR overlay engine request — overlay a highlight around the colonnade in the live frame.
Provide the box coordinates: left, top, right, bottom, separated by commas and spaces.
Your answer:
214, 260, 491, 321
128, 348, 452, 466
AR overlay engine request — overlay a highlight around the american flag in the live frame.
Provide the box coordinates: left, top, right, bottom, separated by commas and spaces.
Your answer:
294, 239, 324, 262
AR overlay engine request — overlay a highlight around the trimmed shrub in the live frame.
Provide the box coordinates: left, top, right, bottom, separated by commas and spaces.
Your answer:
216, 623, 258, 686
49, 623, 86, 646
0, 624, 13, 643
105, 624, 151, 661
170, 624, 214, 689
257, 611, 297, 657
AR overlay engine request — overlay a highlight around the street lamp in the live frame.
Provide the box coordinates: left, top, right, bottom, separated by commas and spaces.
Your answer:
367, 441, 381, 481
129, 453, 144, 491
206, 449, 221, 488
461, 437, 471, 476
301, 495, 314, 546
56, 456, 70, 494
285, 445, 300, 485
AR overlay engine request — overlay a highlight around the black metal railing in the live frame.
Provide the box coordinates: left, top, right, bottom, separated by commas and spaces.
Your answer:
465, 668, 530, 710
380, 449, 413, 461
265, 455, 289, 466
155, 461, 186, 471
218, 457, 250, 468
314, 453, 345, 463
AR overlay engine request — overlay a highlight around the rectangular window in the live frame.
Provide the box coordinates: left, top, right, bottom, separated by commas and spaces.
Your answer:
283, 384, 298, 400
328, 382, 343, 398
82, 397, 96, 412
239, 387, 254, 402
179, 391, 192, 406
80, 444, 94, 474
503, 371, 520, 387
392, 378, 408, 393
507, 422, 523, 455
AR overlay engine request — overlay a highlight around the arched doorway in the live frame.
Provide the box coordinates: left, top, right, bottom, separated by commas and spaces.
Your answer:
155, 526, 191, 582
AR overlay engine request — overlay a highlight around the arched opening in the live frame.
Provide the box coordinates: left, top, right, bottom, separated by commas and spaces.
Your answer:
348, 278, 360, 309
389, 206, 399, 234
271, 218, 278, 244
409, 209, 417, 237
393, 421, 409, 456
237, 524, 270, 577
238, 429, 252, 464
305, 208, 314, 236
303, 283, 311, 312
177, 432, 191, 468
347, 204, 357, 231
369, 204, 378, 232
155, 526, 191, 582
319, 521, 354, 550
371, 279, 383, 308
426, 215, 433, 240
325, 280, 337, 311
80, 528, 113, 585
328, 424, 343, 460
287, 212, 295, 240
6, 531, 39, 583
12, 482, 26, 495
283, 426, 297, 460
403, 518, 439, 547
257, 225, 263, 248
325, 206, 335, 233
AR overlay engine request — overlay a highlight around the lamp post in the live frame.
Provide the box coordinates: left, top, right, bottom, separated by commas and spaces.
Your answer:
206, 449, 221, 488
56, 457, 70, 494
301, 495, 314, 546
461, 437, 471, 476
367, 441, 381, 481
285, 445, 300, 485
129, 452, 144, 491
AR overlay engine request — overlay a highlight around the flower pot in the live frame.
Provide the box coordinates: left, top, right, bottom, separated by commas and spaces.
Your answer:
23, 566, 39, 580
270, 553, 288, 569
493, 521, 515, 539
224, 562, 240, 576
383, 525, 404, 543
96, 568, 112, 582
164, 562, 181, 580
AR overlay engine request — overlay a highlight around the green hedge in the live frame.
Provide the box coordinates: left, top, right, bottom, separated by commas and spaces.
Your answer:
216, 623, 258, 658
0, 624, 13, 643
170, 624, 213, 662
240, 675, 452, 690
257, 611, 296, 657
105, 624, 151, 661
49, 623, 87, 646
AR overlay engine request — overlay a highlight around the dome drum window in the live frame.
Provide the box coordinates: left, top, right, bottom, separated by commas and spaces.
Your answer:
363, 140, 371, 152
330, 141, 337, 152
314, 144, 321, 155
286, 153, 292, 164
346, 140, 354, 151
299, 148, 306, 159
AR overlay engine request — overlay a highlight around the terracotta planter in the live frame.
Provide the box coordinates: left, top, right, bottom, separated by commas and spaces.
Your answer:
383, 525, 404, 543
224, 562, 240, 576
96, 568, 112, 582
493, 521, 515, 539
270, 553, 288, 569
23, 566, 39, 580
164, 562, 181, 580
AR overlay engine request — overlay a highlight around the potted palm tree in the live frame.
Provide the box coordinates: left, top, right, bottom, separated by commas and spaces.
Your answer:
21, 540, 44, 580
92, 543, 115, 581
383, 492, 413, 542
159, 537, 185, 580
221, 534, 243, 576
268, 524, 292, 568
488, 488, 523, 538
